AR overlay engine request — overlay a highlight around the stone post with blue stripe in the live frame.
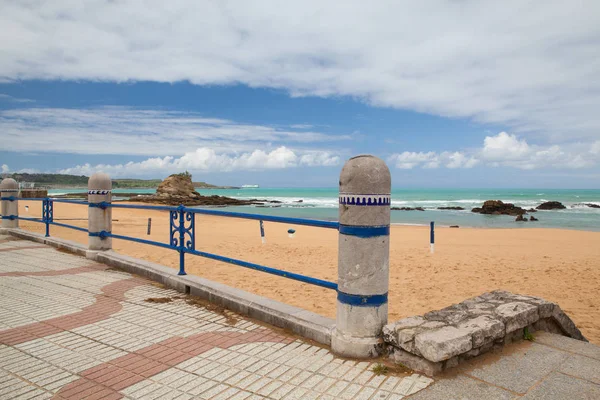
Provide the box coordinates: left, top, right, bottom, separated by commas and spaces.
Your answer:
1, 178, 19, 229
88, 173, 112, 251
333, 155, 391, 358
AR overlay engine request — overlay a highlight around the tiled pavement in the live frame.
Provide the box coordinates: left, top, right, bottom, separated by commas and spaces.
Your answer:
0, 235, 433, 399
2, 234, 600, 400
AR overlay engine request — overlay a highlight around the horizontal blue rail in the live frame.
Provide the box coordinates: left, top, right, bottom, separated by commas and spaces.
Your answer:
102, 232, 174, 251
2, 196, 339, 290
106, 203, 339, 229
184, 207, 340, 230
185, 248, 338, 290
49, 221, 88, 233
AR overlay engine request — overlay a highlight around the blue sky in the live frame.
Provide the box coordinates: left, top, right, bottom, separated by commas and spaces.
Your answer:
1, 1, 600, 188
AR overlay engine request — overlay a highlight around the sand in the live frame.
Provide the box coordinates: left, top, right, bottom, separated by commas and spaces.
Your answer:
16, 200, 600, 344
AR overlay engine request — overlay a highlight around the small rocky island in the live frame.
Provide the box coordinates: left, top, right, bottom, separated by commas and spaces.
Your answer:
471, 200, 527, 216
128, 172, 271, 207
536, 201, 566, 210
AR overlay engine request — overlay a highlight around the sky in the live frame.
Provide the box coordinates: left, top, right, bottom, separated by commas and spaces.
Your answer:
1, 0, 600, 188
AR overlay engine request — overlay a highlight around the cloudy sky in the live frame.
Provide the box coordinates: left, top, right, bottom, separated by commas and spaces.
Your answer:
1, 0, 599, 187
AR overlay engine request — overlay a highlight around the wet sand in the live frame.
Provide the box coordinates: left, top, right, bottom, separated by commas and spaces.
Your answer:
16, 200, 600, 344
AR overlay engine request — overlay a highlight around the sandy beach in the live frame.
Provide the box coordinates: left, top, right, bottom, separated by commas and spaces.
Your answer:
16, 200, 600, 344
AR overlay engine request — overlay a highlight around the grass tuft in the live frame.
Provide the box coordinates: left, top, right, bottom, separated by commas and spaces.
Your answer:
523, 327, 535, 341
372, 363, 389, 376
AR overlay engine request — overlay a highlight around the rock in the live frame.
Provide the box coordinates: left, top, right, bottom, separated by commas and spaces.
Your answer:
129, 172, 269, 207
471, 200, 527, 216
572, 203, 600, 209
295, 199, 303, 203
494, 302, 538, 333
457, 316, 505, 348
391, 207, 425, 211
530, 216, 538, 221
536, 201, 566, 210
437, 207, 465, 210
156, 172, 201, 199
415, 326, 473, 362
515, 214, 527, 222
450, 225, 459, 228
527, 208, 538, 213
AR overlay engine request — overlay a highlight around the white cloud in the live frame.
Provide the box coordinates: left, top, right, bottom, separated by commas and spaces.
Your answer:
0, 93, 34, 103
0, 106, 349, 156
58, 146, 340, 176
1, 1, 599, 143
389, 151, 478, 170
1, 164, 9, 173
481, 132, 530, 161
390, 132, 597, 170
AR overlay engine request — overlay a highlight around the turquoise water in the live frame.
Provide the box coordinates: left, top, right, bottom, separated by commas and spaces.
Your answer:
48, 188, 600, 231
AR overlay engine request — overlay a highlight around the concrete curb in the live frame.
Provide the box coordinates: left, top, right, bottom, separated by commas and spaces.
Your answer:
0, 228, 335, 346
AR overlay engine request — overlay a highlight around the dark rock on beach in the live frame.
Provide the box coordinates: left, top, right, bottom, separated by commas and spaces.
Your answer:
515, 214, 527, 222
536, 201, 566, 210
437, 206, 465, 210
391, 207, 425, 211
450, 225, 460, 228
471, 200, 527, 216
573, 203, 600, 209
527, 208, 537, 213
530, 216, 538, 221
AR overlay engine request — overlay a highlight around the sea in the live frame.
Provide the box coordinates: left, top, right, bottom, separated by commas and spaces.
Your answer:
48, 188, 600, 231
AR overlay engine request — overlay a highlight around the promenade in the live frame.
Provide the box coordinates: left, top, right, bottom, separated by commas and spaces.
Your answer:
1, 234, 599, 399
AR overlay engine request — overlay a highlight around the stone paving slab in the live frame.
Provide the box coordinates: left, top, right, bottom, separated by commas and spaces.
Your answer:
0, 237, 433, 399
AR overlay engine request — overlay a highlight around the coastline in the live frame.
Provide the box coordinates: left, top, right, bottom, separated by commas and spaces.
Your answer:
15, 200, 600, 344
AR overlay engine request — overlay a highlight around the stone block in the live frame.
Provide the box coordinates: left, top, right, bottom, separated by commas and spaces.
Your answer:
415, 326, 473, 362
382, 316, 424, 347
389, 348, 442, 377
458, 315, 505, 347
494, 302, 538, 333
551, 306, 587, 341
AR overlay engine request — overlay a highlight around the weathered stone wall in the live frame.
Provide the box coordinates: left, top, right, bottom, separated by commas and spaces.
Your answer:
383, 290, 587, 375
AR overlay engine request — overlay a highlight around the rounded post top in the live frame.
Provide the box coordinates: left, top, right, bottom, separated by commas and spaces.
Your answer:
0, 178, 18, 190
88, 172, 112, 190
339, 155, 390, 194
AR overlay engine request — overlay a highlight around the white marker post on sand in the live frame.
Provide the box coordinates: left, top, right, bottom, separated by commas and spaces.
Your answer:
259, 220, 266, 244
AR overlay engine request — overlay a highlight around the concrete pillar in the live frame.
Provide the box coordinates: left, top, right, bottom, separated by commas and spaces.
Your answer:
332, 155, 391, 358
0, 178, 19, 229
88, 173, 112, 250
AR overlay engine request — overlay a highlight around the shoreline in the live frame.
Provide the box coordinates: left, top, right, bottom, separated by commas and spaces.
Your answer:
14, 200, 600, 344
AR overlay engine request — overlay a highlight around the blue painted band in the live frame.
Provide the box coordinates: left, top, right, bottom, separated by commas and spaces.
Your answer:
337, 291, 388, 307
0, 196, 17, 201
89, 230, 111, 238
88, 202, 110, 209
339, 225, 389, 238
1, 215, 17, 220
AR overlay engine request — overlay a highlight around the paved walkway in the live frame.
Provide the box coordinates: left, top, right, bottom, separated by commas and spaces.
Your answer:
0, 235, 432, 399
1, 234, 599, 399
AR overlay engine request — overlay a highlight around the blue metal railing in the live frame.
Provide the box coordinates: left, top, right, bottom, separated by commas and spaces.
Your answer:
5, 197, 338, 290
1, 197, 88, 236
